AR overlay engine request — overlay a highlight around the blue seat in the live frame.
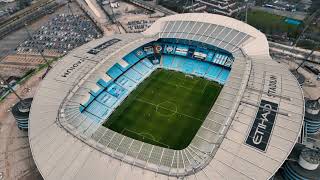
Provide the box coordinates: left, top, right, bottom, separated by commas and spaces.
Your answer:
115, 63, 128, 71
86, 100, 110, 119
107, 83, 127, 98
181, 60, 194, 74
195, 61, 210, 76
133, 62, 150, 76
171, 56, 185, 70
82, 112, 102, 123
116, 76, 137, 91
218, 68, 230, 84
205, 65, 222, 80
162, 55, 174, 69
206, 51, 214, 62
97, 78, 111, 88
80, 94, 95, 112
141, 59, 154, 69
123, 52, 140, 65
107, 65, 123, 79
124, 69, 142, 82
96, 91, 118, 107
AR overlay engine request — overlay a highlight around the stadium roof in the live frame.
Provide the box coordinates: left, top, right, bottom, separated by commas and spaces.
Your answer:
29, 13, 304, 180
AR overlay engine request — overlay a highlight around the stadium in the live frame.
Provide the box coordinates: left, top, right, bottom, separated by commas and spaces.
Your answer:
29, 13, 305, 179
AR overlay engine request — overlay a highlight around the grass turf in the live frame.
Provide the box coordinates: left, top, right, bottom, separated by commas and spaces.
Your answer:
246, 10, 302, 37
103, 69, 222, 150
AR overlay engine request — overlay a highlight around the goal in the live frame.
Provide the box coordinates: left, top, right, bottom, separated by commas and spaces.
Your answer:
185, 74, 193, 79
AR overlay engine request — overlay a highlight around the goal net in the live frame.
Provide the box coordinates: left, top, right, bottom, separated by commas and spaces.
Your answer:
185, 74, 193, 79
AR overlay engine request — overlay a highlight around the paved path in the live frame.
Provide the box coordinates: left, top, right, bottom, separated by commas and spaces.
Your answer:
0, 69, 46, 180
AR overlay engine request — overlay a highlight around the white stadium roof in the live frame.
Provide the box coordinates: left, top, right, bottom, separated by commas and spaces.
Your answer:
29, 13, 304, 180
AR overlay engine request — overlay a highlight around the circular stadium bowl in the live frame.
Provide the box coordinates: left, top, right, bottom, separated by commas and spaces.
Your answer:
29, 13, 305, 180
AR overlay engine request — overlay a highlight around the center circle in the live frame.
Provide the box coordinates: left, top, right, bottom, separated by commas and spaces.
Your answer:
156, 101, 177, 116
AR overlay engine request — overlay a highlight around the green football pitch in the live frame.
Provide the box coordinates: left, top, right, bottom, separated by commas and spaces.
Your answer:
103, 69, 222, 150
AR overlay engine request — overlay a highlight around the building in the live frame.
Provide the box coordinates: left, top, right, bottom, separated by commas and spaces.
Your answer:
304, 98, 320, 134
12, 98, 33, 130
158, 0, 245, 16
281, 144, 319, 179
29, 13, 304, 179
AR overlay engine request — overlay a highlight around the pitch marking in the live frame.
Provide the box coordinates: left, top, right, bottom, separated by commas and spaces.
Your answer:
135, 98, 203, 123
156, 101, 177, 116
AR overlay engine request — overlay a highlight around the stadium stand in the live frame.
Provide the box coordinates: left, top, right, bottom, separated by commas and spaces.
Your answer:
80, 40, 232, 126
107, 65, 123, 79
123, 52, 140, 65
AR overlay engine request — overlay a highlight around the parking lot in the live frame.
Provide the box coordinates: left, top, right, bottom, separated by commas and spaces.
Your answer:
17, 13, 101, 55
0, 2, 101, 80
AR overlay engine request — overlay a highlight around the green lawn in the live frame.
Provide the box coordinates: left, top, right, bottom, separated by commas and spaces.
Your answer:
246, 10, 302, 37
103, 69, 222, 150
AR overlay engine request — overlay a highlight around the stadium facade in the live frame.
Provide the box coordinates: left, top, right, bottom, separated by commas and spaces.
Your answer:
29, 13, 305, 180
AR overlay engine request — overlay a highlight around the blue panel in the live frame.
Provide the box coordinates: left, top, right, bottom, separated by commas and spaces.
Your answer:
205, 65, 222, 80
83, 111, 103, 123
86, 100, 110, 119
181, 59, 194, 74
116, 75, 137, 91
80, 94, 95, 112
141, 59, 154, 68
107, 65, 123, 79
206, 51, 214, 62
96, 91, 118, 108
97, 78, 111, 88
193, 61, 210, 76
115, 63, 128, 71
107, 83, 127, 98
133, 62, 151, 76
124, 69, 142, 82
123, 52, 140, 65
171, 56, 185, 70
218, 68, 230, 84
162, 55, 174, 69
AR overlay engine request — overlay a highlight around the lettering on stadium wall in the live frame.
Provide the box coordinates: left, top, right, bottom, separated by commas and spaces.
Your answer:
61, 59, 86, 78
87, 38, 121, 55
245, 99, 278, 151
267, 75, 277, 97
